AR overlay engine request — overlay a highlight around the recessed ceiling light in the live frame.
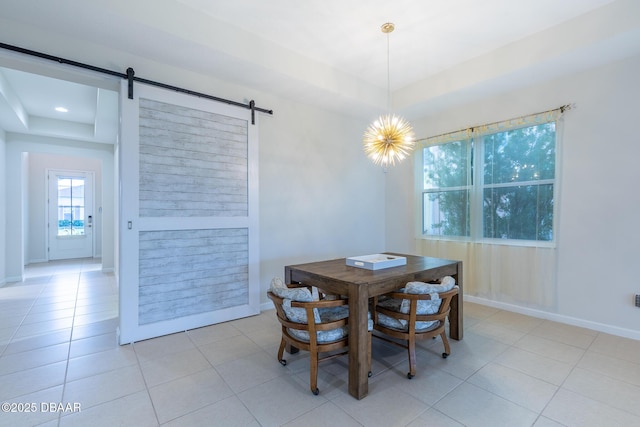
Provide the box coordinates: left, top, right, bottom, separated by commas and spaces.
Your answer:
55, 106, 68, 113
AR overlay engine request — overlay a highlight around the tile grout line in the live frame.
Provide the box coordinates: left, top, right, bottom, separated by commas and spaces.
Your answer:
0, 277, 50, 359
555, 332, 640, 420
186, 323, 269, 425
56, 268, 82, 427
130, 340, 165, 426
531, 331, 596, 426
421, 319, 555, 425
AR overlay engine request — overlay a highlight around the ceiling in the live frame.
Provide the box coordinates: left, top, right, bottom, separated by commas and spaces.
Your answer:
0, 66, 119, 144
1, 0, 639, 144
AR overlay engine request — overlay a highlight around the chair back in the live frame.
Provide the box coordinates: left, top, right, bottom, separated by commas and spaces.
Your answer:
374, 286, 459, 333
267, 289, 349, 345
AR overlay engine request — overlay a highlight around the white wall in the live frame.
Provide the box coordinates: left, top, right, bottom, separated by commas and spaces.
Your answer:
387, 53, 640, 338
258, 97, 386, 289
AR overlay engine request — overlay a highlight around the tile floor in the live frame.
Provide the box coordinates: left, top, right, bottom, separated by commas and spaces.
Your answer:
1, 259, 640, 427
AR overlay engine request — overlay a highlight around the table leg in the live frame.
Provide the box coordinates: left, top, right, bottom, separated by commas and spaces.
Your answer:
348, 282, 369, 399
449, 261, 464, 340
283, 266, 299, 354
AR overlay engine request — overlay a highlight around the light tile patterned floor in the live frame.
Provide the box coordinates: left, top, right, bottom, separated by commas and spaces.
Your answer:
1, 259, 639, 426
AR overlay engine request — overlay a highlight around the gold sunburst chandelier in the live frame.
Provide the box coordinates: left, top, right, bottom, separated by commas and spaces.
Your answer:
363, 22, 415, 167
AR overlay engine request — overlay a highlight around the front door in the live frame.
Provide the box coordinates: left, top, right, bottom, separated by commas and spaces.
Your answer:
48, 169, 94, 260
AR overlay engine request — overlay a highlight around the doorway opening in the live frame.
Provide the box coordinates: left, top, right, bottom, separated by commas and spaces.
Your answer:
1, 61, 118, 342
47, 169, 95, 261
0, 59, 118, 278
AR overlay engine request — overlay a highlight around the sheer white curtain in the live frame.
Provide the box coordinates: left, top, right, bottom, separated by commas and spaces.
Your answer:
416, 107, 568, 311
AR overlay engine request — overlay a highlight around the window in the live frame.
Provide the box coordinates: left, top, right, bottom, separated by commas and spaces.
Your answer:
421, 112, 561, 244
482, 123, 555, 241
422, 140, 472, 237
57, 177, 85, 236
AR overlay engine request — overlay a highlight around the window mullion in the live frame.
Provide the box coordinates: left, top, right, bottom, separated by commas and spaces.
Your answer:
470, 136, 483, 240
483, 178, 554, 189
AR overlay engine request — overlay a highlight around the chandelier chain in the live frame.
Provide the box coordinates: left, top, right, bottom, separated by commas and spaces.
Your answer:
362, 22, 415, 167
386, 29, 391, 111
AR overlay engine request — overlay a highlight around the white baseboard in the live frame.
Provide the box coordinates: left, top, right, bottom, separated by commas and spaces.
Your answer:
465, 295, 640, 341
260, 302, 275, 312
3, 275, 23, 284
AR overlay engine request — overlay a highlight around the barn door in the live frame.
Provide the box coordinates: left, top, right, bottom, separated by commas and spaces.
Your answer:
118, 81, 259, 344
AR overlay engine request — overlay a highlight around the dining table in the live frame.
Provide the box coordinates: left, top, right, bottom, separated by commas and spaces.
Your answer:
284, 252, 463, 399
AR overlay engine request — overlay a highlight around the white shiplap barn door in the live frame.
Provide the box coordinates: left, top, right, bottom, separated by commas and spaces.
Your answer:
118, 81, 259, 344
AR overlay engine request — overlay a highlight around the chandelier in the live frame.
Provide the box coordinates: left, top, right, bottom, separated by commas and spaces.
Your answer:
363, 22, 415, 167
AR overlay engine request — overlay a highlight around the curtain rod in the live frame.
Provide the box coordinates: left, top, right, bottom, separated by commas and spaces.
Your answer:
0, 42, 273, 124
416, 104, 573, 143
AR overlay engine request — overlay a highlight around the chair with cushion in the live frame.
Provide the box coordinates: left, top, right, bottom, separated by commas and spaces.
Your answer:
267, 277, 370, 395
372, 276, 459, 379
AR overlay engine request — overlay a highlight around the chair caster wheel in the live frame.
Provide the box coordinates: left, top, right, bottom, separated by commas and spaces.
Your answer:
368, 371, 372, 378
312, 388, 319, 395
407, 373, 414, 379
279, 359, 287, 366
442, 353, 449, 359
